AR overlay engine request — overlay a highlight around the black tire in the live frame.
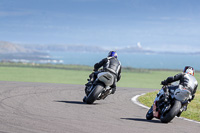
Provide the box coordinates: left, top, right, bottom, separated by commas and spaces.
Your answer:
85, 84, 104, 104
146, 106, 154, 120
160, 100, 181, 123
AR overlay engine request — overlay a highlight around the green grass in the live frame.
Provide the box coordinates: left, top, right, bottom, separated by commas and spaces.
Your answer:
0, 63, 193, 88
0, 66, 90, 84
118, 70, 183, 88
0, 62, 200, 88
138, 91, 200, 122
0, 62, 199, 121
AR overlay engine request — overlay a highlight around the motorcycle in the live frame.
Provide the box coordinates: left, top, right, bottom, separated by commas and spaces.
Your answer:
83, 71, 115, 104
146, 85, 192, 123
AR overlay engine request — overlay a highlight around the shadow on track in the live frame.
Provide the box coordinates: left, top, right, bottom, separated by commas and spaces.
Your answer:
54, 100, 100, 105
55, 100, 85, 104
121, 118, 162, 124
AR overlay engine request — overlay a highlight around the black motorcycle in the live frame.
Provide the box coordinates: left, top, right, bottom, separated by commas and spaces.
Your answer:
83, 71, 115, 104
146, 85, 191, 123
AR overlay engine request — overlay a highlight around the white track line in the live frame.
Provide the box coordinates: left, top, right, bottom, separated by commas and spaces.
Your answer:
131, 93, 149, 109
131, 93, 200, 124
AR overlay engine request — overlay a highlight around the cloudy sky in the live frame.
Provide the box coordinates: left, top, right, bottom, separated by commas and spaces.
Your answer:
0, 0, 200, 52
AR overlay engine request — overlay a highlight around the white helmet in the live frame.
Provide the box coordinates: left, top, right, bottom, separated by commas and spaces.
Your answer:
183, 66, 194, 76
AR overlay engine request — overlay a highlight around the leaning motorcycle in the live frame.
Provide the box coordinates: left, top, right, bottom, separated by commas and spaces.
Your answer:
83, 71, 114, 104
146, 85, 191, 123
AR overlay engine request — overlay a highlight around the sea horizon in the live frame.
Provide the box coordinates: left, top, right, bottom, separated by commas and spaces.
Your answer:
48, 51, 200, 71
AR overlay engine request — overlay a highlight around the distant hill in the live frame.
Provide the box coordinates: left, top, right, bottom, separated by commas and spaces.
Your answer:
22, 43, 154, 53
24, 44, 107, 52
1, 41, 200, 55
117, 45, 154, 53
0, 41, 31, 53
0, 41, 50, 62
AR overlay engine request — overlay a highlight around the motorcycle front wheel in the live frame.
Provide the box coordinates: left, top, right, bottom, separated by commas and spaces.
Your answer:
160, 100, 181, 123
85, 84, 104, 104
146, 106, 154, 120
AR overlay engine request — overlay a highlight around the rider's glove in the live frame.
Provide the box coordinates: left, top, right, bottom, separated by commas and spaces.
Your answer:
161, 80, 168, 85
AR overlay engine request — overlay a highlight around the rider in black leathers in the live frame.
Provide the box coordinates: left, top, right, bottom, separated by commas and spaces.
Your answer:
161, 66, 198, 102
90, 51, 122, 94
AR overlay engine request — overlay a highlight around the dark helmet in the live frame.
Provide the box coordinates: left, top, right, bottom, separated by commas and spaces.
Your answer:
108, 51, 117, 58
183, 66, 195, 76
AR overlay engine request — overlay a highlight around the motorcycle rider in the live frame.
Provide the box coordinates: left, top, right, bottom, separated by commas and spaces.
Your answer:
89, 51, 122, 94
161, 66, 198, 113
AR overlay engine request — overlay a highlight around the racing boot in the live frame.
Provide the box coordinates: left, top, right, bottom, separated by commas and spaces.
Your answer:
177, 101, 188, 117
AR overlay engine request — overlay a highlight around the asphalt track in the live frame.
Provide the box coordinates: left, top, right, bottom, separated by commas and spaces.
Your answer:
0, 81, 199, 133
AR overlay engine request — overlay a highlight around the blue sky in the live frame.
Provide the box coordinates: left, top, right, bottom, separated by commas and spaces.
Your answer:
0, 0, 200, 52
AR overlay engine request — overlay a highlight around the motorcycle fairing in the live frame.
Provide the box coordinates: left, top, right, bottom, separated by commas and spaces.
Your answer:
174, 87, 191, 102
97, 72, 114, 86
153, 101, 160, 118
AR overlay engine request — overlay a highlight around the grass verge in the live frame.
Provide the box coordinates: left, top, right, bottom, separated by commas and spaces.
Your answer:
0, 62, 194, 88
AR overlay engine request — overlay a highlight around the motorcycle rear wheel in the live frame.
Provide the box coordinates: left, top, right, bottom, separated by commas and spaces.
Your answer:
85, 84, 104, 104
160, 100, 181, 123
